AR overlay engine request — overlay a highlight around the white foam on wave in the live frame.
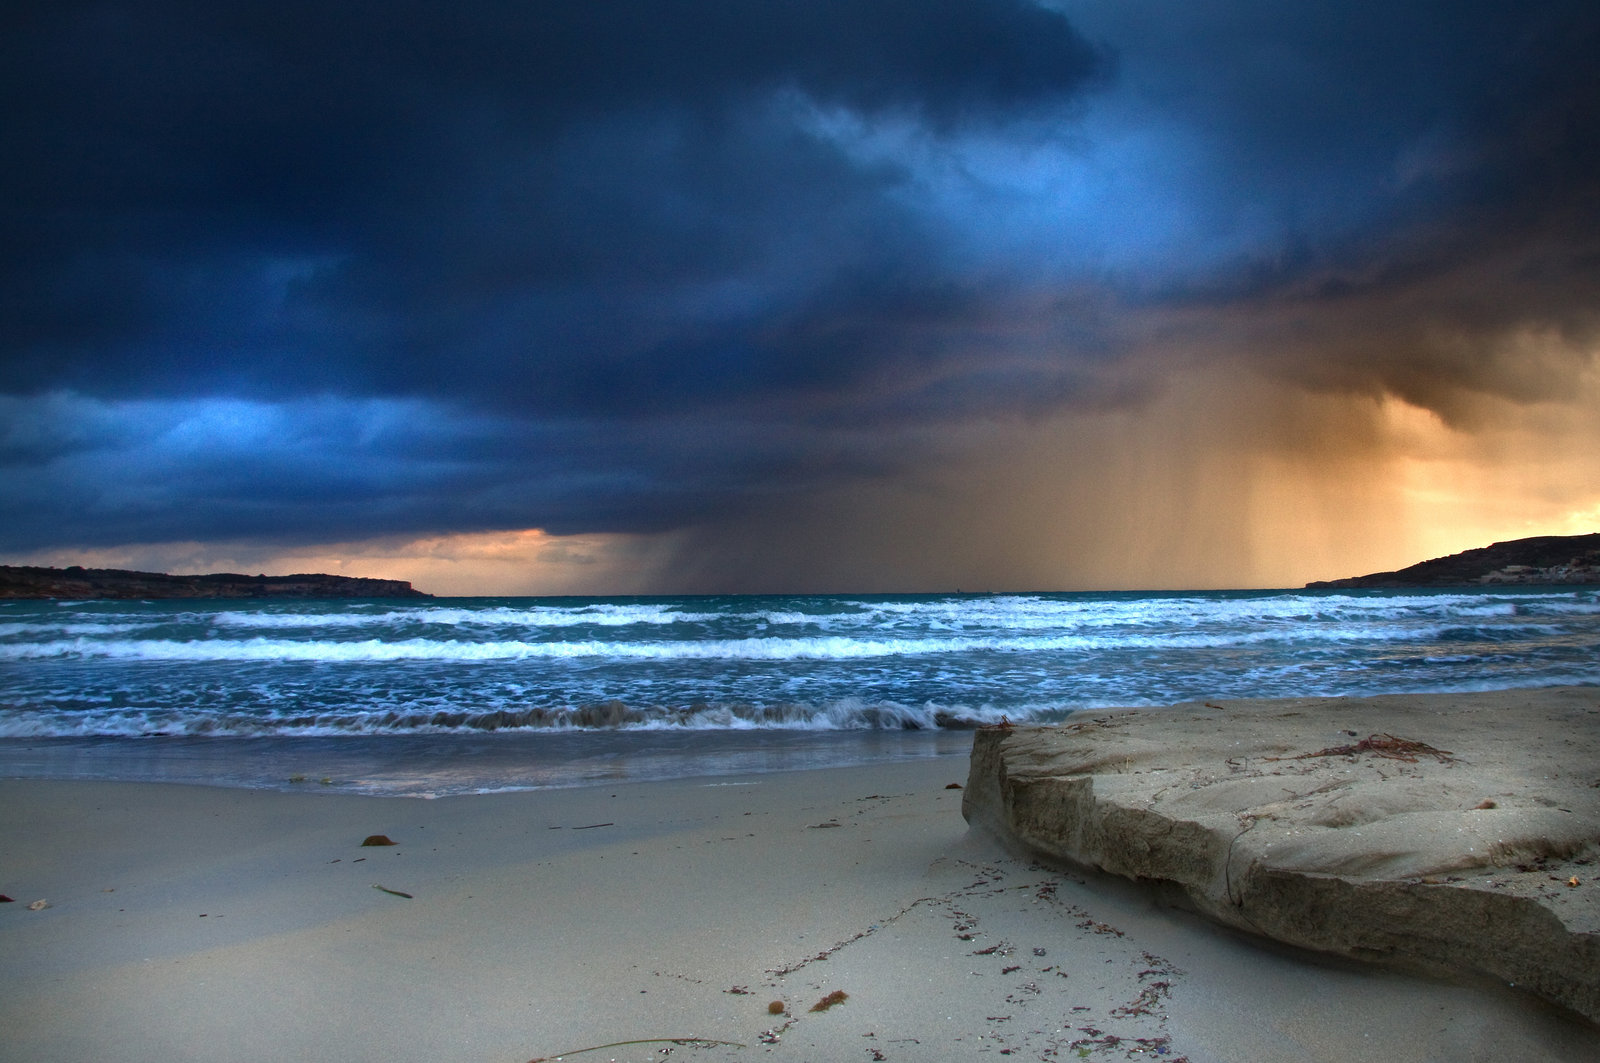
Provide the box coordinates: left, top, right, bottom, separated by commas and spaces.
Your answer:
0, 695, 1063, 738
19, 588, 1593, 646
0, 621, 148, 638
826, 590, 1594, 634
0, 622, 1466, 663
209, 602, 728, 631
1521, 599, 1600, 616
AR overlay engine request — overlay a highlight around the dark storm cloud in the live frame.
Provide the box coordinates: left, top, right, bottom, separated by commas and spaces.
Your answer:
3, 0, 1599, 561
1, 0, 1103, 398
0, 391, 934, 550
1094, 1, 1600, 417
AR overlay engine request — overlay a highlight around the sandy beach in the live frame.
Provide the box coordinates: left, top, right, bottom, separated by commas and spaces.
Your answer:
3, 747, 1597, 1063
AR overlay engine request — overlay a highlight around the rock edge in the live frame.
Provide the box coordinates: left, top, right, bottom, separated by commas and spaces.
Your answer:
962, 688, 1600, 1023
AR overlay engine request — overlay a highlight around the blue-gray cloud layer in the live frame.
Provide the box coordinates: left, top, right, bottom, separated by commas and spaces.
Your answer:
3, 0, 1598, 558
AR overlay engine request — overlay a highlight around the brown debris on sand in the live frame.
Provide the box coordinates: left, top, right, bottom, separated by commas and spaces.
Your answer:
809, 989, 849, 1012
1269, 732, 1454, 763
526, 1037, 745, 1062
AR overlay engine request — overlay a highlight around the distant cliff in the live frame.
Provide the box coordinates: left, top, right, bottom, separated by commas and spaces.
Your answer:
0, 565, 432, 600
1306, 533, 1600, 589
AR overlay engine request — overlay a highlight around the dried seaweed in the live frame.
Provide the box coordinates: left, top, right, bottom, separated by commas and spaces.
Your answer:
1269, 733, 1454, 764
1111, 981, 1172, 1018
810, 990, 849, 1012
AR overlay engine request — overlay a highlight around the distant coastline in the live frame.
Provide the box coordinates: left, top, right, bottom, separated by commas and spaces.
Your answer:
0, 565, 431, 600
1306, 532, 1600, 589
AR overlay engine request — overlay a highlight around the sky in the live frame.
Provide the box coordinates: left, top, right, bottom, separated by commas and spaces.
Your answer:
4, 0, 1599, 595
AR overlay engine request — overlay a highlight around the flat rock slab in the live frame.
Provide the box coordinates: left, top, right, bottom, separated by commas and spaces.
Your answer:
962, 687, 1600, 1022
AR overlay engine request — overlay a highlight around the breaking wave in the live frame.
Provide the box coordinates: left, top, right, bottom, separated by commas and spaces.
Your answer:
3, 587, 1596, 737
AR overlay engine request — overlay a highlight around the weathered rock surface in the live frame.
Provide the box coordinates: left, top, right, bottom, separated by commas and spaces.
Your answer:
963, 687, 1600, 1022
1306, 532, 1600, 588
0, 565, 431, 599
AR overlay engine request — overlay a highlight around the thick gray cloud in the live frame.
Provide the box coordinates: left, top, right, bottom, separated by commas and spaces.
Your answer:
3, 0, 1598, 567
2, 0, 1102, 398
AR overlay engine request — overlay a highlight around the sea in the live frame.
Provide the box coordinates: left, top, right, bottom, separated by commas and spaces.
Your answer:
1, 587, 1596, 796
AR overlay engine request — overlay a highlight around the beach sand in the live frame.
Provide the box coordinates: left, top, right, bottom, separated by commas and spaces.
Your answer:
3, 754, 1597, 1062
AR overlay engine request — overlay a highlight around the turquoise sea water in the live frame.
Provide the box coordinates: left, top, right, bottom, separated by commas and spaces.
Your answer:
2, 588, 1596, 794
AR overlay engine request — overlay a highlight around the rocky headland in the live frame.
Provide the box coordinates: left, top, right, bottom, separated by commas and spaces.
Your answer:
963, 688, 1600, 1022
1307, 532, 1600, 589
0, 565, 431, 600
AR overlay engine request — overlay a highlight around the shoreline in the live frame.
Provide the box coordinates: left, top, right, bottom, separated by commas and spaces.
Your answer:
4, 746, 1597, 1061
0, 729, 975, 797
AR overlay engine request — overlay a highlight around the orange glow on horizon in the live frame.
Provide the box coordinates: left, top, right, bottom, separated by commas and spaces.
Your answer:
6, 365, 1596, 596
